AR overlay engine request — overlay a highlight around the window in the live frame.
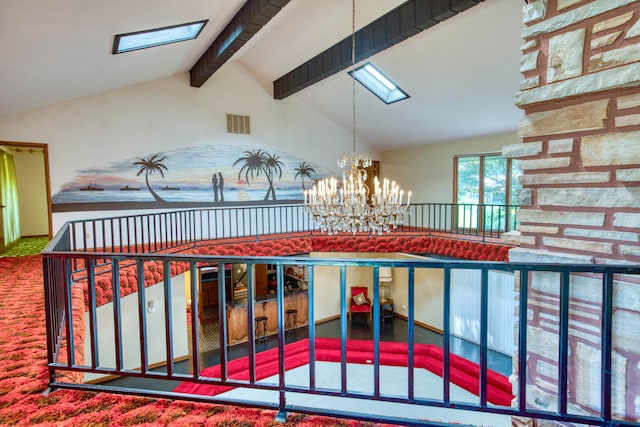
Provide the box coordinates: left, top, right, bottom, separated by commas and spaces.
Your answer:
454, 154, 521, 233
112, 20, 208, 54
349, 62, 409, 104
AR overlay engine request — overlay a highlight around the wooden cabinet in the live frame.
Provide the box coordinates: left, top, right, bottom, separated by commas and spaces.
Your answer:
254, 264, 269, 297
198, 265, 231, 323
226, 292, 308, 345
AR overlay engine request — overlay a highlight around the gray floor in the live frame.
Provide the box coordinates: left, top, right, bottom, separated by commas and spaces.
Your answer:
104, 316, 512, 393
216, 362, 511, 427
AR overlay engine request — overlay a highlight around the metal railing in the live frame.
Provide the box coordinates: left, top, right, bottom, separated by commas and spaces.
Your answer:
42, 203, 640, 426
60, 203, 517, 256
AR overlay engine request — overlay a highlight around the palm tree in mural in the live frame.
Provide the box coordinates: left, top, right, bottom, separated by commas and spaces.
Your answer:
233, 148, 267, 194
263, 152, 284, 201
233, 149, 285, 200
294, 161, 315, 192
310, 177, 322, 189
133, 154, 168, 203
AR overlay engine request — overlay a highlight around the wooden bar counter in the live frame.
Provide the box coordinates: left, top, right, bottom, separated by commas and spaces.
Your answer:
226, 290, 308, 345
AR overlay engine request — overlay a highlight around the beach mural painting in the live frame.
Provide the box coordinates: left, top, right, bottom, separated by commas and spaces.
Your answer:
51, 143, 327, 212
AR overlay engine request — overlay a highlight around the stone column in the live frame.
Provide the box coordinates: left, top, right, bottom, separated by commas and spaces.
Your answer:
503, 0, 640, 423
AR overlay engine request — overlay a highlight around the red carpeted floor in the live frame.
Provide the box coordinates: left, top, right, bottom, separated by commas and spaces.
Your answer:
0, 255, 398, 426
174, 338, 513, 407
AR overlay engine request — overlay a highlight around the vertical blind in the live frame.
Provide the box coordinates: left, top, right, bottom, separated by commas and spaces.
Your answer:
450, 268, 515, 355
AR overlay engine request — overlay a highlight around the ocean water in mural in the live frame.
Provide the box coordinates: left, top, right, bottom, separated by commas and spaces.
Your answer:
52, 143, 328, 211
53, 186, 303, 203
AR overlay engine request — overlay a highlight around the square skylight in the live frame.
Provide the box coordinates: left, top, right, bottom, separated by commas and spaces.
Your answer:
112, 20, 208, 54
350, 62, 409, 104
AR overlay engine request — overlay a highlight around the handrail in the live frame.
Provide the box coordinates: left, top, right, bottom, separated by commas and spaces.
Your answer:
42, 203, 640, 426
44, 203, 518, 256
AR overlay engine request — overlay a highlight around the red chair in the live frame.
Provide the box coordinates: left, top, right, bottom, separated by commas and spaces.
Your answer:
348, 286, 372, 322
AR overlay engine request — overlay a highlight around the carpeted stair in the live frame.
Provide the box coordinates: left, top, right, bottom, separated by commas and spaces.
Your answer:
174, 338, 514, 406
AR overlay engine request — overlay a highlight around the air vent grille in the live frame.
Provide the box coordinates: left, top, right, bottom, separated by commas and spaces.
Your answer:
226, 114, 251, 134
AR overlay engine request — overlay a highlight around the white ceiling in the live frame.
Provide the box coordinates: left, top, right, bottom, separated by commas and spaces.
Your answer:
0, 0, 524, 152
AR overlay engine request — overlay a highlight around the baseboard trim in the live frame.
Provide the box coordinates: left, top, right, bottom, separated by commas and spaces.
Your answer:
392, 313, 443, 334
317, 313, 442, 335
315, 314, 341, 324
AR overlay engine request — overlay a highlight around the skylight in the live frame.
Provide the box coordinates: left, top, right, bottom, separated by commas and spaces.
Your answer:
350, 62, 409, 104
112, 20, 208, 54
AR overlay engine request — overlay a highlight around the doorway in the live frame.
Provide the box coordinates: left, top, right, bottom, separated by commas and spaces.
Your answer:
0, 141, 52, 252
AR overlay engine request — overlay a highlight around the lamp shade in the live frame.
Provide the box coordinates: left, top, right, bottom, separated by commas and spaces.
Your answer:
379, 267, 392, 282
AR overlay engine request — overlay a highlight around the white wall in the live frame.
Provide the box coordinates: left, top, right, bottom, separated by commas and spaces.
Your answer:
12, 150, 49, 236
0, 62, 376, 235
0, 55, 519, 235
311, 252, 374, 322
311, 252, 445, 329
381, 132, 519, 204
84, 274, 188, 382
389, 254, 445, 330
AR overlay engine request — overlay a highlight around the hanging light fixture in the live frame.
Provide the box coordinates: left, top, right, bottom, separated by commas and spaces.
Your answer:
303, 0, 411, 235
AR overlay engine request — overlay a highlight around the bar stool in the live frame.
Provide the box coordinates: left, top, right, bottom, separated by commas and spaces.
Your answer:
285, 309, 298, 335
255, 315, 268, 342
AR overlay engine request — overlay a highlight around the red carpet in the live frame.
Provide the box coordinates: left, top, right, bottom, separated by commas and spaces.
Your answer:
1, 256, 402, 426
174, 338, 514, 406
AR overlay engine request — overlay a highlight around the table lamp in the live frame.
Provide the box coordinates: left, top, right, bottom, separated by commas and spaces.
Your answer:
379, 267, 393, 302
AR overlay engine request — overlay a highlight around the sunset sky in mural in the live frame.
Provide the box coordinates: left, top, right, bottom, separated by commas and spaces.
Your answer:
53, 143, 329, 205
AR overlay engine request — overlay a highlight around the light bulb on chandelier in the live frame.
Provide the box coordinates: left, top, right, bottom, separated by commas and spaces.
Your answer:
303, 0, 411, 235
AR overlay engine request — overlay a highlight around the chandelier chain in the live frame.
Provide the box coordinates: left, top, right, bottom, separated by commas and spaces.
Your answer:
352, 0, 356, 155
302, 0, 412, 235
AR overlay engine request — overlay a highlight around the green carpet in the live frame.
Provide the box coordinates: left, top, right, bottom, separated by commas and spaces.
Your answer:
0, 236, 49, 257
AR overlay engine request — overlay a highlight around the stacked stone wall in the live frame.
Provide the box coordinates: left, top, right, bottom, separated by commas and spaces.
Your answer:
505, 0, 640, 423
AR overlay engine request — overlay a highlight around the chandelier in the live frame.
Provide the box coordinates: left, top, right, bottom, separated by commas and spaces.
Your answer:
303, 0, 411, 235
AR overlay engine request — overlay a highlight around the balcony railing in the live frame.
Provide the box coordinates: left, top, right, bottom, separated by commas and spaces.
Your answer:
42, 203, 640, 427
60, 203, 518, 255
401, 203, 518, 238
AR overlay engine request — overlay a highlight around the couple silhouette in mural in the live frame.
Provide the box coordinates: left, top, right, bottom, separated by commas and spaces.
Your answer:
212, 172, 224, 203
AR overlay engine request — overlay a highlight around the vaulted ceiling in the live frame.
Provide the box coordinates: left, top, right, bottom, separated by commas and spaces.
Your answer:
0, 0, 524, 151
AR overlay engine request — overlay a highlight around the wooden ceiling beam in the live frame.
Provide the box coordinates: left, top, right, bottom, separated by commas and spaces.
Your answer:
190, 0, 291, 88
273, 0, 484, 100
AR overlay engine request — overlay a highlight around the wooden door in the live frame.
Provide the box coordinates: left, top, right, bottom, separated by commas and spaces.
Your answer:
254, 264, 268, 297
198, 266, 226, 323
0, 142, 53, 244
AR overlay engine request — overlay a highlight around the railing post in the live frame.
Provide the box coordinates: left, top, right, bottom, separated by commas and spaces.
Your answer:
339, 265, 348, 394
373, 267, 381, 397
517, 268, 529, 412
111, 259, 124, 371
408, 266, 416, 401
442, 265, 451, 404
601, 272, 614, 424
558, 271, 571, 415
307, 265, 316, 390
136, 259, 149, 374
56, 257, 76, 375
479, 267, 489, 407
87, 260, 100, 368
275, 263, 287, 422
42, 256, 57, 391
